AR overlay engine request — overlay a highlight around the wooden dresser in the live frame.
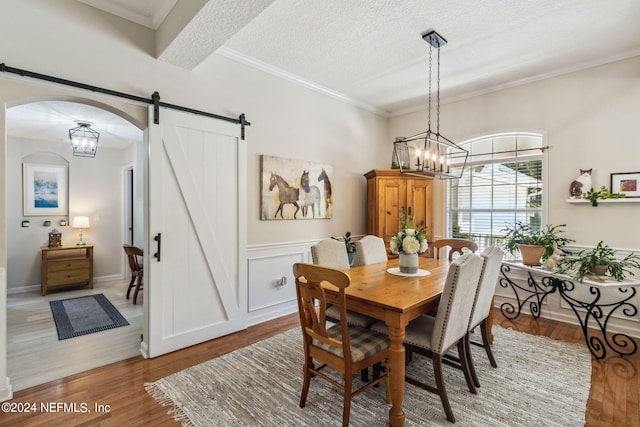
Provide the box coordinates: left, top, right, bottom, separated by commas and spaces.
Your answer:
41, 245, 94, 296
365, 169, 433, 252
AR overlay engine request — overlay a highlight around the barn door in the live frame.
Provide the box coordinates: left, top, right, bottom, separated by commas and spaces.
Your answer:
146, 106, 247, 358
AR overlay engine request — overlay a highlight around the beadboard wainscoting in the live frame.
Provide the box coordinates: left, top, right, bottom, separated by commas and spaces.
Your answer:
494, 245, 640, 339
248, 240, 317, 326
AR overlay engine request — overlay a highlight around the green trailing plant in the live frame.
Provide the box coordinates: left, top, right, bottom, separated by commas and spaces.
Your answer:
502, 221, 574, 261
333, 231, 356, 253
556, 241, 640, 282
586, 185, 626, 206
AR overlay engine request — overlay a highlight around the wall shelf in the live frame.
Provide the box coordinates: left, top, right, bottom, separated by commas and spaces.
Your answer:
566, 198, 640, 204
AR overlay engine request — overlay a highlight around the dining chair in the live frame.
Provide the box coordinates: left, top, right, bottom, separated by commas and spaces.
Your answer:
353, 235, 388, 267
371, 253, 485, 423
293, 263, 390, 427
123, 244, 144, 304
465, 246, 504, 387
311, 239, 377, 328
433, 238, 478, 261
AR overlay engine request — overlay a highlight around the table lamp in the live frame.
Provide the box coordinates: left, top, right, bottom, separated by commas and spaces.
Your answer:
72, 216, 90, 245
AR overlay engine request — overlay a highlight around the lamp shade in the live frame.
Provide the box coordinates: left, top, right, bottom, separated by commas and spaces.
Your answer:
72, 216, 90, 228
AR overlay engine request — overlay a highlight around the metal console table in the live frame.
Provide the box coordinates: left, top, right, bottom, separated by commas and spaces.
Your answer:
499, 261, 639, 359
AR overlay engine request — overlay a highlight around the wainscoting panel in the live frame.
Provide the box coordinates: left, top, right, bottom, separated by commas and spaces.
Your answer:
248, 241, 316, 326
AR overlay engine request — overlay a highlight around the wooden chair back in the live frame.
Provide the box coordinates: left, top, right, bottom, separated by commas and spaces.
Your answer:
123, 244, 144, 304
433, 238, 478, 261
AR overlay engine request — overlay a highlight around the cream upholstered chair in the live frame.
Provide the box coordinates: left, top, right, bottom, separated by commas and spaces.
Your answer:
433, 238, 478, 261
293, 263, 390, 427
353, 235, 388, 267
371, 253, 485, 423
311, 239, 378, 329
465, 246, 503, 387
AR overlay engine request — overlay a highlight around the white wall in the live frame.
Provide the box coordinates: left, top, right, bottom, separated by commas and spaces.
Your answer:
6, 136, 134, 291
389, 56, 640, 249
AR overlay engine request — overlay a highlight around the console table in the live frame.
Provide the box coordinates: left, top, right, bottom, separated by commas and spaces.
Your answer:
41, 245, 94, 296
499, 261, 639, 359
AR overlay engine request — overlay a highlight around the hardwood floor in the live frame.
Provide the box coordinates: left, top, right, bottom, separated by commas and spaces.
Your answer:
3, 311, 639, 426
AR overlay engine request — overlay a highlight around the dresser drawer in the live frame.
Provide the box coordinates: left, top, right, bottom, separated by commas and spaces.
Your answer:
46, 268, 90, 285
47, 258, 89, 273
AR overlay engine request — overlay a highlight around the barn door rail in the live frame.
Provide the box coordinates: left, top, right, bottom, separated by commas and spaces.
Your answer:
0, 62, 250, 139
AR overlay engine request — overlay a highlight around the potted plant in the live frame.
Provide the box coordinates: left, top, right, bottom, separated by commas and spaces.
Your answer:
389, 208, 428, 274
556, 241, 640, 282
502, 222, 573, 266
333, 231, 357, 265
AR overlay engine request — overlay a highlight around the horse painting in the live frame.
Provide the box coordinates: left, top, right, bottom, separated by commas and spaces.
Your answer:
268, 172, 300, 219
318, 168, 332, 213
299, 170, 321, 218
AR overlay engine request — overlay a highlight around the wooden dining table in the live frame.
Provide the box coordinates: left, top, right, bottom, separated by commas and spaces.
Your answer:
322, 256, 451, 427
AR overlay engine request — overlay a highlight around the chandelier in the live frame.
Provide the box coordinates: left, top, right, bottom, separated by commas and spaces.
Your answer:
392, 30, 468, 179
69, 121, 99, 157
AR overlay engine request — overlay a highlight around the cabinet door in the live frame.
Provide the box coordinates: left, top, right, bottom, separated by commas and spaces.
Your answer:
406, 179, 433, 239
377, 178, 406, 242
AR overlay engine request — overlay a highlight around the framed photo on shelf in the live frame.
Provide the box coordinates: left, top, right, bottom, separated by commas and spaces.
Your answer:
23, 163, 69, 216
610, 172, 640, 198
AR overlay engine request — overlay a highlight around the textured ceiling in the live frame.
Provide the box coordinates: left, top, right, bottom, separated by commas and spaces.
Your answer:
8, 0, 640, 148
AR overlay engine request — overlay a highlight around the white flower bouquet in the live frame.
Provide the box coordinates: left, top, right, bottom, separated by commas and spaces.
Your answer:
390, 226, 428, 255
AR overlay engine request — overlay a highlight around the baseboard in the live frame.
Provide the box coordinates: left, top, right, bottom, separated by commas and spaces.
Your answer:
0, 377, 13, 402
7, 274, 125, 295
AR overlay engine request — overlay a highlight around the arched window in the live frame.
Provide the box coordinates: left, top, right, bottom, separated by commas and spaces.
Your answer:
446, 132, 546, 253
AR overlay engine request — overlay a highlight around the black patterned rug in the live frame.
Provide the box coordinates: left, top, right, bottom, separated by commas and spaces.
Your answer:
49, 294, 129, 340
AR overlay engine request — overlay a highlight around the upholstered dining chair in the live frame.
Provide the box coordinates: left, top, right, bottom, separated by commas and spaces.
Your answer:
433, 238, 478, 261
371, 253, 485, 423
292, 263, 390, 427
353, 235, 388, 267
465, 246, 504, 387
123, 244, 144, 304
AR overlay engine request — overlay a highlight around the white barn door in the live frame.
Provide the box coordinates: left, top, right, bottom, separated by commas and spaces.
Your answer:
146, 106, 247, 358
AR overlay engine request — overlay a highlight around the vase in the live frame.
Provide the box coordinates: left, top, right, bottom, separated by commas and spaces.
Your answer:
517, 244, 546, 266
399, 253, 419, 274
590, 264, 608, 276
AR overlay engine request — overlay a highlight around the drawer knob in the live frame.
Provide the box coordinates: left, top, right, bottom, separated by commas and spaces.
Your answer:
276, 276, 287, 289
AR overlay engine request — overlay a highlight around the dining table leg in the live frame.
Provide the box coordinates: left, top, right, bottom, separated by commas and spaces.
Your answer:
387, 324, 406, 427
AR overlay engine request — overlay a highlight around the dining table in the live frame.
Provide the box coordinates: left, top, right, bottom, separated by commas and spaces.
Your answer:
321, 256, 451, 427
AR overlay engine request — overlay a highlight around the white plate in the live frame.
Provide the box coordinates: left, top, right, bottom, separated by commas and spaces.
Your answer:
386, 268, 431, 277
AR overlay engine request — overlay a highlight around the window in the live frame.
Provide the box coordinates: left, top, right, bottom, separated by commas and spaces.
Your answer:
447, 133, 544, 255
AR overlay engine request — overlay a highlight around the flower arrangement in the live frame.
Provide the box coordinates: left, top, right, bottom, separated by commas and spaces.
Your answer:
389, 208, 428, 255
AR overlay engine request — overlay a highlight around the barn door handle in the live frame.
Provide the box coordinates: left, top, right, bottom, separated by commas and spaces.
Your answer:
153, 233, 161, 262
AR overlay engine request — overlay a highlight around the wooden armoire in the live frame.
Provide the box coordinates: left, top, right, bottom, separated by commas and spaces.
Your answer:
365, 169, 433, 246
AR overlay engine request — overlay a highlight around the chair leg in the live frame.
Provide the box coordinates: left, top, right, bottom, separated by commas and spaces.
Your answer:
433, 354, 455, 423
299, 360, 312, 408
465, 332, 481, 388
342, 374, 353, 427
360, 367, 369, 382
480, 319, 498, 368
132, 273, 143, 305
126, 275, 135, 299
458, 340, 477, 394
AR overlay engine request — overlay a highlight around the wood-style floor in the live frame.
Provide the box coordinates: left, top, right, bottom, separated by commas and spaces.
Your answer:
3, 311, 639, 426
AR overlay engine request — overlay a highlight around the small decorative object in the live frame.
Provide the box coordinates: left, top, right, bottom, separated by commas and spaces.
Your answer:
556, 241, 640, 282
60, 219, 67, 226
389, 207, 428, 274
332, 231, 356, 265
569, 169, 592, 199
391, 137, 410, 169
43, 220, 51, 226
543, 243, 564, 271
48, 229, 62, 247
502, 222, 573, 266
610, 172, 640, 198
21, 220, 30, 227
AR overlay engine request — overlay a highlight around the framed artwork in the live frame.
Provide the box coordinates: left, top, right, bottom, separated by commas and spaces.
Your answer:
23, 163, 69, 216
260, 154, 333, 220
610, 172, 640, 198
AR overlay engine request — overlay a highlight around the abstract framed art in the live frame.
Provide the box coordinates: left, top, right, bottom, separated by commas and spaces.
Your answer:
260, 154, 333, 220
611, 172, 640, 198
23, 163, 69, 216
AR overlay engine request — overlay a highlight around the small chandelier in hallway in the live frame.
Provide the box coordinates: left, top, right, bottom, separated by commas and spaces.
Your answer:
69, 121, 99, 157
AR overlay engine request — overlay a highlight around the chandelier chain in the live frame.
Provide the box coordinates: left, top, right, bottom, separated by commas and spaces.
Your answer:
436, 45, 441, 135
428, 45, 432, 131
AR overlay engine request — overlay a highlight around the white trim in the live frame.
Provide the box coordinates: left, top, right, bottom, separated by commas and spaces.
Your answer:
6, 275, 124, 295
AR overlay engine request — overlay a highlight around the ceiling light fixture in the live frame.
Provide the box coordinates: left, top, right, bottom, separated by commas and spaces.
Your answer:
392, 30, 468, 179
69, 121, 99, 158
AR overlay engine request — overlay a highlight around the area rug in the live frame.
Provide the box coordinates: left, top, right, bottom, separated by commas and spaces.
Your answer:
49, 293, 129, 340
145, 326, 591, 426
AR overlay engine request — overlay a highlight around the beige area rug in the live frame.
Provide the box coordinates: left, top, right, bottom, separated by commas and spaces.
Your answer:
145, 326, 591, 426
